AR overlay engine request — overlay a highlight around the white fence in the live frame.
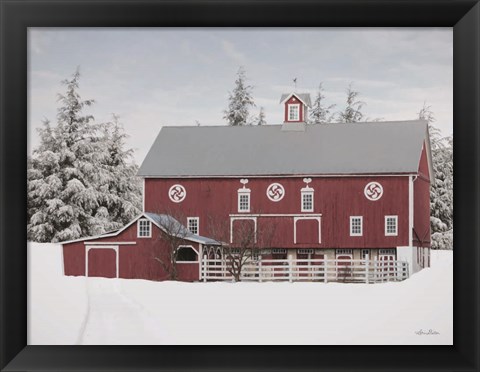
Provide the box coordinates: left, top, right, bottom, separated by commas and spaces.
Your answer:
201, 257, 409, 283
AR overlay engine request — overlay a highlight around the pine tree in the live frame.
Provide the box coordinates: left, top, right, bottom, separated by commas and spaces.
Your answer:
309, 83, 335, 124
336, 83, 365, 123
27, 69, 141, 242
418, 103, 453, 249
256, 107, 266, 125
223, 67, 255, 126
94, 114, 142, 234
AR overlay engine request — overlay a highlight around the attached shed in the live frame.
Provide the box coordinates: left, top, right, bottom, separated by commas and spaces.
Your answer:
62, 213, 219, 282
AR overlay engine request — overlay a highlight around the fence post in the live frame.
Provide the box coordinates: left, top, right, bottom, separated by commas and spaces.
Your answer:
258, 259, 263, 283
323, 259, 327, 283
202, 260, 206, 282
365, 254, 369, 284
373, 258, 377, 283
289, 257, 293, 283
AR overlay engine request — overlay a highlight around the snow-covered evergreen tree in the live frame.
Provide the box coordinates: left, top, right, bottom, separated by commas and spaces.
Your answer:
27, 70, 141, 242
94, 114, 142, 234
309, 83, 335, 124
223, 67, 255, 126
418, 103, 453, 249
336, 83, 365, 123
256, 107, 266, 125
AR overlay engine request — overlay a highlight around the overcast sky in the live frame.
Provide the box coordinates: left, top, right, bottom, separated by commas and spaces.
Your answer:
28, 28, 452, 164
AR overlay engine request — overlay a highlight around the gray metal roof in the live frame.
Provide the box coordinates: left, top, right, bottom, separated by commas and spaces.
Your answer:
280, 93, 312, 107
145, 213, 220, 245
138, 120, 430, 177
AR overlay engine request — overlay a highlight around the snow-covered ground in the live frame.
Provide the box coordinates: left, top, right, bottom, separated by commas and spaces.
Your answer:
28, 243, 452, 345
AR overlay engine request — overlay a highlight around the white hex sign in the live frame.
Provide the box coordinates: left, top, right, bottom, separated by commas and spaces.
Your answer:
266, 183, 285, 202
364, 182, 383, 201
169, 184, 186, 203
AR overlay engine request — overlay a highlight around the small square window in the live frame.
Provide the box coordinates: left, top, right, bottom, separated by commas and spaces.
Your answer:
350, 216, 363, 236
361, 249, 370, 260
187, 217, 199, 235
301, 192, 314, 212
238, 193, 250, 212
385, 216, 398, 236
137, 218, 151, 238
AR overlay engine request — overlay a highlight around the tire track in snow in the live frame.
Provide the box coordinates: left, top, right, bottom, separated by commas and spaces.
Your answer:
75, 277, 91, 345
77, 278, 166, 345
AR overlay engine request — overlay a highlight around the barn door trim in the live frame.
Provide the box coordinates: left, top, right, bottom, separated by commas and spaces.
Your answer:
85, 245, 119, 278
230, 216, 257, 243
293, 216, 321, 244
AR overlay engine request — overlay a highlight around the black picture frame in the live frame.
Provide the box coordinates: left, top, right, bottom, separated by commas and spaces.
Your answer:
1, 0, 479, 371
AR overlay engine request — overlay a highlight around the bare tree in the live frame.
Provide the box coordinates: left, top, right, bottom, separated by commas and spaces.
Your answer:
151, 209, 193, 280
206, 215, 277, 282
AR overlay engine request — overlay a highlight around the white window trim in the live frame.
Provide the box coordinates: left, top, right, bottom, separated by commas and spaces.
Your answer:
238, 191, 251, 213
288, 103, 300, 121
187, 217, 200, 235
336, 249, 353, 258
361, 249, 370, 260
301, 191, 314, 212
176, 245, 199, 263
137, 218, 152, 238
385, 215, 398, 236
379, 248, 396, 256
349, 216, 363, 237
298, 249, 314, 255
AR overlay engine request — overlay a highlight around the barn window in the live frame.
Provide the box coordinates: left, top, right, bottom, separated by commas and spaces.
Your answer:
238, 192, 250, 212
177, 246, 198, 262
350, 216, 363, 236
288, 104, 300, 121
361, 249, 370, 260
298, 249, 314, 254
385, 215, 398, 236
379, 248, 395, 255
137, 218, 152, 238
336, 249, 353, 256
187, 217, 199, 235
301, 191, 314, 212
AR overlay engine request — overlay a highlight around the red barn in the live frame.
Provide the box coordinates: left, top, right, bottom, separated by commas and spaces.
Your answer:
63, 92, 433, 281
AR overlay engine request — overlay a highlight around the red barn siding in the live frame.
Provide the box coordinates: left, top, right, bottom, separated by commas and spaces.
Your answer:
413, 144, 431, 247
296, 219, 319, 245
145, 176, 410, 249
88, 249, 116, 278
417, 141, 430, 181
177, 263, 200, 282
232, 219, 255, 245
63, 242, 85, 276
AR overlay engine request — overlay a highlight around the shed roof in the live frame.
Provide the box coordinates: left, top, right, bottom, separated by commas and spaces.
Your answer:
61, 213, 220, 245
138, 120, 431, 178
144, 213, 219, 245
